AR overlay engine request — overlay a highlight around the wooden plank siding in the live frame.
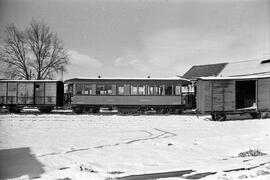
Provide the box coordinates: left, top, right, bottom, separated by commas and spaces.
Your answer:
257, 78, 270, 111
196, 80, 211, 112
196, 80, 235, 113
212, 80, 235, 112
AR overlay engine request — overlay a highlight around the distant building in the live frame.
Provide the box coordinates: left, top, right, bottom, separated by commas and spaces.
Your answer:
183, 57, 270, 80
182, 63, 227, 80
181, 57, 270, 110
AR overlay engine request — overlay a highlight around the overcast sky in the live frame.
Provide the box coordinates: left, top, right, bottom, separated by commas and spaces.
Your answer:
0, 0, 269, 79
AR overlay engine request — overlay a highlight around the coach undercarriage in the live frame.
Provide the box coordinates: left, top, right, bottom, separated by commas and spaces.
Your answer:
71, 105, 184, 114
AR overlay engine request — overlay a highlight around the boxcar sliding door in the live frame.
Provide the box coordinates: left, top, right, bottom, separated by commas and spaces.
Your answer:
45, 83, 57, 105
18, 83, 34, 105
35, 82, 45, 105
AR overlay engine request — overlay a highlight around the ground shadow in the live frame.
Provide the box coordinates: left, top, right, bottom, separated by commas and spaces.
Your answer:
115, 170, 218, 180
0, 147, 45, 179
116, 170, 195, 180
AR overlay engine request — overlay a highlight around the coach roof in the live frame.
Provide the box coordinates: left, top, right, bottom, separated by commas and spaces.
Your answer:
65, 77, 191, 84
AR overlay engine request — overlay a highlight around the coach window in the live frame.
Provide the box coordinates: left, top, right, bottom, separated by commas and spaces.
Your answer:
83, 84, 92, 95
148, 85, 155, 95
155, 86, 164, 96
154, 86, 161, 95
117, 85, 124, 95
104, 84, 113, 95
172, 85, 175, 95
138, 85, 146, 95
76, 84, 83, 95
96, 85, 104, 95
131, 85, 138, 95
175, 85, 181, 95
165, 85, 173, 95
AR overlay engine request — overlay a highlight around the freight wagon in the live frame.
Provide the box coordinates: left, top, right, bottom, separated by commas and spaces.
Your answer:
64, 77, 192, 113
0, 80, 64, 113
196, 75, 270, 121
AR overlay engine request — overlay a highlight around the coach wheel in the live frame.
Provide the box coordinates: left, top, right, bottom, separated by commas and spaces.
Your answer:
260, 112, 270, 119
168, 108, 174, 114
38, 107, 53, 113
155, 108, 162, 114
8, 106, 22, 113
160, 109, 168, 114
91, 108, 99, 113
175, 109, 183, 114
73, 107, 83, 114
211, 113, 226, 121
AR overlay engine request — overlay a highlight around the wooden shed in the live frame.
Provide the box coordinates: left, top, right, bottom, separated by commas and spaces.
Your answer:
196, 75, 270, 120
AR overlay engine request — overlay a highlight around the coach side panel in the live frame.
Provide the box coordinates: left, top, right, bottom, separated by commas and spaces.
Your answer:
72, 95, 182, 106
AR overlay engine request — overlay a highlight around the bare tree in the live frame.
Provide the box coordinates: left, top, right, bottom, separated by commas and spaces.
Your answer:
0, 20, 69, 80
0, 24, 30, 79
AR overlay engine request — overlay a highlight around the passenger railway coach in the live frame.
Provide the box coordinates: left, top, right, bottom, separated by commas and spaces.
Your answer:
0, 80, 64, 113
64, 77, 192, 113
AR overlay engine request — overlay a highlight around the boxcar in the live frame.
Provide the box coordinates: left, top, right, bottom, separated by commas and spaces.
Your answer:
0, 80, 64, 113
196, 75, 270, 120
64, 77, 191, 113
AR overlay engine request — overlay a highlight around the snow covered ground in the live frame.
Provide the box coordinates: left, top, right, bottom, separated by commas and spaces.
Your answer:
0, 114, 270, 180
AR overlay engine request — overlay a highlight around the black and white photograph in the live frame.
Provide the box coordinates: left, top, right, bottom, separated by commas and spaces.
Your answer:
0, 0, 270, 179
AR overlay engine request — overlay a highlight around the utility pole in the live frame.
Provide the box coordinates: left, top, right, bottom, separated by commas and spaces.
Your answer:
61, 66, 63, 81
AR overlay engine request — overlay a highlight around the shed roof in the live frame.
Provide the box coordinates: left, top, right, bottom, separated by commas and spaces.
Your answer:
218, 59, 270, 77
182, 63, 227, 79
198, 74, 270, 81
183, 56, 270, 79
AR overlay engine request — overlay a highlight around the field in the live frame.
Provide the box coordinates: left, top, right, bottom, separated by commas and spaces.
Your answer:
0, 113, 270, 180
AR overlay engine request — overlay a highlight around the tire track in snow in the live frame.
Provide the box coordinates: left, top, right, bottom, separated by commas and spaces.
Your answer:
140, 130, 153, 137
38, 152, 61, 157
38, 128, 176, 156
126, 128, 176, 144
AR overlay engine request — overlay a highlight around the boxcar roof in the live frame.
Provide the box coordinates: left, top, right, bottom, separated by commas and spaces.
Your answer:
65, 77, 191, 84
198, 74, 270, 81
0, 79, 61, 82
